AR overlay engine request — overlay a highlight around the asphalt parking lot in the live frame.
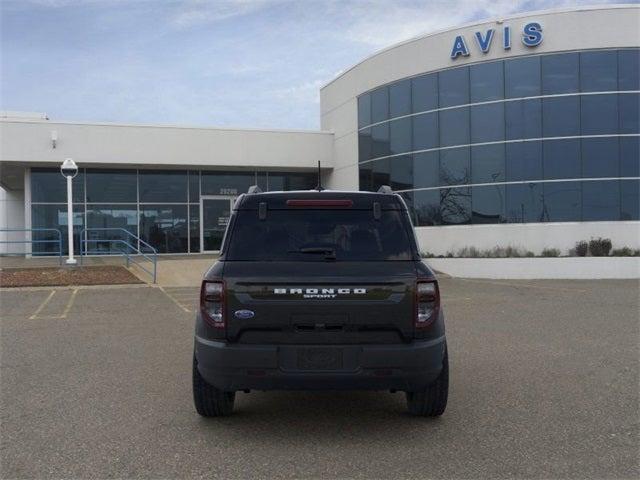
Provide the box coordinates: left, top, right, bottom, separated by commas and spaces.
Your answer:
1, 278, 638, 479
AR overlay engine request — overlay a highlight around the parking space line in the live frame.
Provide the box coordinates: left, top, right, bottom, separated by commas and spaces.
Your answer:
29, 290, 56, 319
158, 286, 192, 313
30, 289, 80, 319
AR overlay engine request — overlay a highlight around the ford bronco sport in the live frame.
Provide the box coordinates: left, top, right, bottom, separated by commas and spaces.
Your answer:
193, 186, 448, 416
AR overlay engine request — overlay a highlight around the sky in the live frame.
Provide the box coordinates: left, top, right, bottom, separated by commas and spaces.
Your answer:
0, 0, 631, 130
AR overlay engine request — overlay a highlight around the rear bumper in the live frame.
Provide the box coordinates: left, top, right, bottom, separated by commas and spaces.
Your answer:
194, 335, 446, 392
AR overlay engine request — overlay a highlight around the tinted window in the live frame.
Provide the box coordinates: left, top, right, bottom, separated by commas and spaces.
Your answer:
582, 180, 620, 221
621, 180, 640, 220
189, 204, 200, 252
470, 61, 504, 102
31, 168, 84, 203
370, 87, 389, 123
543, 182, 581, 222
470, 103, 504, 143
412, 74, 438, 113
505, 56, 541, 98
543, 139, 581, 180
618, 49, 640, 91
505, 99, 542, 140
506, 183, 543, 223
390, 155, 413, 191
542, 53, 579, 94
359, 128, 372, 162
506, 142, 543, 182
472, 185, 505, 224
413, 152, 440, 189
440, 147, 470, 186
268, 173, 316, 191
619, 93, 639, 134
439, 108, 469, 147
139, 170, 187, 203
31, 204, 84, 255
389, 79, 411, 118
189, 170, 200, 202
582, 137, 619, 178
139, 205, 188, 253
439, 67, 469, 107
620, 136, 640, 177
471, 144, 505, 184
543, 97, 580, 137
358, 94, 371, 128
440, 187, 471, 225
412, 189, 441, 226
371, 123, 390, 158
412, 112, 438, 151
372, 158, 391, 190
86, 205, 138, 253
581, 94, 618, 135
580, 51, 617, 92
389, 117, 412, 155
202, 172, 254, 196
359, 163, 373, 191
86, 169, 136, 203
227, 209, 414, 261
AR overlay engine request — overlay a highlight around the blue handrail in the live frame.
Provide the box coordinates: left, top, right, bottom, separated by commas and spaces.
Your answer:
0, 228, 63, 265
79, 228, 158, 283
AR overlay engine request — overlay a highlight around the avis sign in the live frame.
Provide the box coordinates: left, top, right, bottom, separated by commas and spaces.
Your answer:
450, 22, 543, 59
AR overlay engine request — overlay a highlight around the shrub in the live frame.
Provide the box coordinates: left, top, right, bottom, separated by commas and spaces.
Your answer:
610, 247, 639, 257
589, 237, 612, 257
540, 248, 561, 257
574, 241, 589, 257
421, 251, 435, 258
525, 251, 535, 257
456, 246, 481, 258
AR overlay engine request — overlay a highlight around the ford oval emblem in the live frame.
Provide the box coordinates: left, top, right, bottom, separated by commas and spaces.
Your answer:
234, 309, 255, 319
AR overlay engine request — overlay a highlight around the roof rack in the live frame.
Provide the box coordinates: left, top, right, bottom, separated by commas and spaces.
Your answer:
377, 185, 394, 194
247, 185, 262, 194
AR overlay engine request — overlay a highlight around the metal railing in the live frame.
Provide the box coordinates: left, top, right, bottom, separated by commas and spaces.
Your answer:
80, 228, 158, 283
0, 228, 63, 264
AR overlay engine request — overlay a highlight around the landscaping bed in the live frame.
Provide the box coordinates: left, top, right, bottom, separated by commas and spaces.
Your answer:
0, 266, 143, 288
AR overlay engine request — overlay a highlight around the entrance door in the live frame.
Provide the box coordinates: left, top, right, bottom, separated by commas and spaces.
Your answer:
200, 196, 234, 253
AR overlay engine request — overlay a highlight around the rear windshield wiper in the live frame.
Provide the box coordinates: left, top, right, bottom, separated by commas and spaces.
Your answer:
288, 247, 337, 260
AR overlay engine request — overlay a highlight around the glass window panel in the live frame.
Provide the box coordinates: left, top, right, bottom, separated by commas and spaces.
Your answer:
139, 205, 188, 254
506, 183, 544, 223
389, 79, 411, 118
86, 205, 138, 254
412, 112, 438, 151
372, 158, 391, 191
505, 99, 542, 140
440, 187, 471, 225
505, 56, 541, 98
471, 144, 505, 184
398, 191, 416, 224
543, 181, 581, 222
506, 141, 543, 182
189, 204, 200, 253
582, 180, 620, 221
619, 93, 639, 134
621, 180, 640, 220
582, 137, 619, 178
618, 49, 640, 91
188, 170, 200, 202
413, 151, 440, 189
371, 123, 390, 158
359, 163, 373, 191
439, 67, 469, 108
370, 86, 389, 123
472, 185, 505, 224
390, 155, 413, 191
389, 117, 412, 155
31, 204, 84, 256
580, 51, 618, 92
267, 173, 316, 191
470, 103, 504, 143
86, 169, 136, 203
470, 61, 504, 102
202, 171, 254, 196
31, 168, 84, 203
620, 136, 640, 177
358, 94, 371, 128
543, 139, 581, 180
139, 170, 187, 203
256, 172, 268, 191
542, 97, 580, 137
412, 73, 438, 113
412, 189, 441, 226
581, 94, 618, 135
439, 108, 469, 147
440, 147, 470, 186
359, 128, 372, 162
542, 52, 579, 94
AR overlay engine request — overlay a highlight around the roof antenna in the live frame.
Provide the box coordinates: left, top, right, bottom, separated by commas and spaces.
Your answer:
315, 160, 324, 191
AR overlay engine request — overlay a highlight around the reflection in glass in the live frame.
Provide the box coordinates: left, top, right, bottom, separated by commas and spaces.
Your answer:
413, 151, 440, 189
620, 137, 640, 177
188, 170, 200, 202
358, 94, 371, 128
471, 144, 505, 184
472, 185, 505, 224
506, 142, 543, 182
412, 189, 441, 226
439, 67, 469, 108
581, 94, 618, 135
389, 79, 411, 118
621, 180, 640, 220
582, 137, 619, 178
580, 51, 617, 92
389, 117, 412, 155
506, 183, 543, 223
440, 187, 471, 225
412, 112, 438, 151
139, 205, 188, 254
86, 169, 137, 203
31, 168, 85, 203
505, 99, 542, 140
544, 139, 581, 180
470, 103, 504, 143
139, 170, 187, 203
359, 128, 372, 162
371, 86, 389, 123
201, 199, 231, 252
470, 61, 504, 102
619, 93, 639, 134
86, 205, 138, 254
189, 205, 200, 253
440, 148, 470, 186
412, 73, 438, 113
583, 180, 620, 221
202, 171, 254, 196
439, 108, 469, 147
505, 56, 541, 98
390, 155, 413, 191
267, 173, 316, 191
372, 158, 391, 190
31, 204, 84, 255
359, 162, 373, 191
541, 53, 579, 94
618, 49, 640, 91
542, 182, 581, 222
371, 123, 390, 158
542, 96, 580, 137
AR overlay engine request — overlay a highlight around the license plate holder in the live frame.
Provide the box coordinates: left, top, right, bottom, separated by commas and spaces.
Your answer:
296, 347, 343, 370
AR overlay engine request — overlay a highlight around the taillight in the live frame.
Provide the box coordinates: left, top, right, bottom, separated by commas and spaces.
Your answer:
416, 279, 439, 328
200, 280, 225, 329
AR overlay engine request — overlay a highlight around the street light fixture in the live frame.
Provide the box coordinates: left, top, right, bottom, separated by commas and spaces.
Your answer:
60, 158, 78, 265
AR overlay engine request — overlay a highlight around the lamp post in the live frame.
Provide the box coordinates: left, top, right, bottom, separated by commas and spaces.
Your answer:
60, 158, 78, 265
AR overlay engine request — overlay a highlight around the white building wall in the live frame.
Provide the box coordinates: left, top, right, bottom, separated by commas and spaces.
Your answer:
0, 186, 26, 254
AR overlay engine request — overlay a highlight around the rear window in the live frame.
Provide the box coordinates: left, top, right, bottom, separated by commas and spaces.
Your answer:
225, 209, 415, 261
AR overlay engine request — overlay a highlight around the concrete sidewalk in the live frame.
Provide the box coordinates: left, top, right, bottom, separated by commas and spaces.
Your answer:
131, 256, 217, 286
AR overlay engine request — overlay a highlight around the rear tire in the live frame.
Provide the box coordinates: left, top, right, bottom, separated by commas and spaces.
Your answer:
193, 355, 235, 417
406, 345, 448, 416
